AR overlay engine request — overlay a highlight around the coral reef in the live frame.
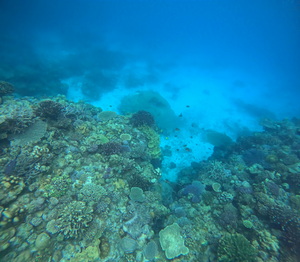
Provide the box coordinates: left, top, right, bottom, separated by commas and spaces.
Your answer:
1, 96, 299, 261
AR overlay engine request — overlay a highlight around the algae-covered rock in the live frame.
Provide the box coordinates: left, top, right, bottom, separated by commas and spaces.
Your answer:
35, 232, 51, 250
13, 250, 31, 262
0, 175, 25, 205
143, 240, 158, 260
0, 227, 16, 252
69, 241, 100, 262
46, 219, 60, 235
243, 220, 254, 229
99, 236, 110, 259
120, 236, 138, 253
159, 223, 189, 259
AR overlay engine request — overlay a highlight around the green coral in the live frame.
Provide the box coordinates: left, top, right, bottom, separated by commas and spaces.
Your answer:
218, 233, 257, 262
44, 174, 71, 198
242, 220, 254, 229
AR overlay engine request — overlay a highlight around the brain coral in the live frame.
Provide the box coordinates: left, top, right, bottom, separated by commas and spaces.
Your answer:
57, 201, 93, 239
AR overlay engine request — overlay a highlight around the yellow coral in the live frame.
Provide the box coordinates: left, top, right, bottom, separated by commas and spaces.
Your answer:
257, 230, 279, 254
69, 241, 100, 262
139, 126, 161, 158
113, 179, 127, 189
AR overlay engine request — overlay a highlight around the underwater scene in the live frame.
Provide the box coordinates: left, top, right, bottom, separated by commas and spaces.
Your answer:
0, 0, 300, 261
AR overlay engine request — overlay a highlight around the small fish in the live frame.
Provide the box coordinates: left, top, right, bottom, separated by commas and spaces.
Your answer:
175, 128, 180, 131
186, 105, 190, 108
178, 113, 183, 117
185, 148, 192, 152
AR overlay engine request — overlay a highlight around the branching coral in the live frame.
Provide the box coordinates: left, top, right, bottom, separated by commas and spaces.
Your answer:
130, 110, 155, 127
36, 100, 64, 120
57, 201, 93, 239
218, 233, 257, 262
99, 141, 123, 156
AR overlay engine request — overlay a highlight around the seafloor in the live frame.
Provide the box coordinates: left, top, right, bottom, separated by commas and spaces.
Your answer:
0, 83, 300, 262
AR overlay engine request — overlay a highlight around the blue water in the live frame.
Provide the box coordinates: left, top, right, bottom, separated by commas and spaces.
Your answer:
1, 0, 299, 117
